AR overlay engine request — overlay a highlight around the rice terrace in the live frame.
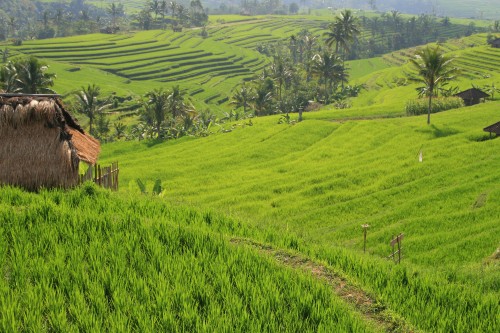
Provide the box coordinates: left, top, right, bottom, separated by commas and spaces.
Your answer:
0, 0, 499, 332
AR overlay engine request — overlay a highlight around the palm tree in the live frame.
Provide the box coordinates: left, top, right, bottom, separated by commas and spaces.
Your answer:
231, 82, 252, 114
312, 51, 345, 93
270, 56, 292, 111
0, 61, 18, 93
409, 46, 458, 124
75, 84, 110, 135
169, 1, 178, 18
337, 9, 360, 55
324, 21, 345, 54
146, 88, 169, 137
14, 57, 56, 94
324, 9, 360, 60
251, 78, 274, 116
167, 85, 189, 119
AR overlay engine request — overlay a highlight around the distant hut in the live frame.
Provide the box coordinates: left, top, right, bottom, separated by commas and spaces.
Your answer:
454, 88, 489, 106
0, 94, 100, 190
483, 121, 500, 138
490, 38, 500, 48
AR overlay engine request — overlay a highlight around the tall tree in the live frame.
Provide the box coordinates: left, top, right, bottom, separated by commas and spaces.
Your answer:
408, 46, 458, 124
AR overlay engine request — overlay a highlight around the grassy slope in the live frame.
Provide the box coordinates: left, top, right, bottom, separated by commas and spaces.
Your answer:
0, 184, 378, 332
94, 37, 500, 331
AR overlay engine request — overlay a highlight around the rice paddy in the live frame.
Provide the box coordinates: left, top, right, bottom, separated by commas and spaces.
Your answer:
1, 13, 500, 332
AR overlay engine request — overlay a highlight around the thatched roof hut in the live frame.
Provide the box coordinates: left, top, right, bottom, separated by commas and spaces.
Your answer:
454, 88, 489, 106
0, 94, 100, 190
483, 121, 500, 138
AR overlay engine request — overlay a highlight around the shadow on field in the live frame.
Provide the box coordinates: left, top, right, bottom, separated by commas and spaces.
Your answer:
416, 124, 460, 138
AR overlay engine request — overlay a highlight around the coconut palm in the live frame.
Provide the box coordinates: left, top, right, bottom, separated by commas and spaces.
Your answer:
146, 88, 169, 137
251, 78, 274, 116
269, 56, 292, 110
0, 61, 18, 93
231, 82, 252, 114
312, 51, 345, 93
167, 85, 187, 119
324, 9, 360, 60
14, 57, 56, 94
408, 46, 458, 124
75, 84, 110, 135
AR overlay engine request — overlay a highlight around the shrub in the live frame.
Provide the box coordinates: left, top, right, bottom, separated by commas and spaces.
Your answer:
405, 97, 464, 116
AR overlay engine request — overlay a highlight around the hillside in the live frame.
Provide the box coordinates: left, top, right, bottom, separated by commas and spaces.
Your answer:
2, 15, 494, 117
1, 13, 499, 332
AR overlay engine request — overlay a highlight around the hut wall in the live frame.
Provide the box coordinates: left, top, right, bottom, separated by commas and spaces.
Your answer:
0, 122, 79, 190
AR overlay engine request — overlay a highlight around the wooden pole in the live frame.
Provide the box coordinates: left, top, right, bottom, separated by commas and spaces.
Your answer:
361, 224, 369, 253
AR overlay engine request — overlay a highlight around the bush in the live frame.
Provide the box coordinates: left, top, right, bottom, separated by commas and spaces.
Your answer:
405, 97, 464, 116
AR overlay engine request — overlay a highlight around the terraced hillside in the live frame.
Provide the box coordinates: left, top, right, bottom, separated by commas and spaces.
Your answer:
5, 14, 492, 113
13, 29, 269, 108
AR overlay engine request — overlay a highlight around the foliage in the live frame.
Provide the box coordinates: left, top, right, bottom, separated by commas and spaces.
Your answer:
405, 96, 464, 115
75, 84, 111, 136
0, 56, 56, 94
408, 46, 459, 124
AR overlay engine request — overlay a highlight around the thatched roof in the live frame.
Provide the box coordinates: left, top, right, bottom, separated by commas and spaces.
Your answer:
454, 88, 489, 100
483, 121, 500, 135
0, 94, 100, 190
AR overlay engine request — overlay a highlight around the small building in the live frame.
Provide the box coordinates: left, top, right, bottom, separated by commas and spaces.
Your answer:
483, 121, 500, 138
454, 88, 489, 106
490, 38, 500, 48
0, 94, 100, 190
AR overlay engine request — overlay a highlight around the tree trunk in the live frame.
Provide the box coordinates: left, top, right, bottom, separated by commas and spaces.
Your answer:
427, 93, 432, 125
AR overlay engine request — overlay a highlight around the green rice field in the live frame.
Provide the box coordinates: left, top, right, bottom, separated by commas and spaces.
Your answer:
0, 13, 499, 332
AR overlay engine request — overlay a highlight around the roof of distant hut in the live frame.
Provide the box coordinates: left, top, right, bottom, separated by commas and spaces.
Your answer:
483, 121, 500, 135
490, 38, 500, 47
0, 93, 100, 190
454, 88, 489, 100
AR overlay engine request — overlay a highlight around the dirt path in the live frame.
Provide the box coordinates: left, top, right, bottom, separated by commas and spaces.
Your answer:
230, 238, 415, 333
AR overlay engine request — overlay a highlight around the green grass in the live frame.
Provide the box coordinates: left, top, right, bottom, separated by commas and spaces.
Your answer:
0, 184, 377, 332
98, 100, 500, 332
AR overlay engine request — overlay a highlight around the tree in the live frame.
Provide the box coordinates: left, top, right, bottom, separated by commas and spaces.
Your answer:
170, 1, 178, 18
312, 51, 345, 94
75, 84, 110, 135
408, 46, 458, 124
145, 88, 169, 137
251, 77, 274, 116
14, 57, 56, 94
107, 2, 124, 28
270, 56, 292, 111
167, 85, 187, 119
289, 3, 299, 14
0, 61, 18, 92
324, 9, 360, 59
231, 82, 252, 114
